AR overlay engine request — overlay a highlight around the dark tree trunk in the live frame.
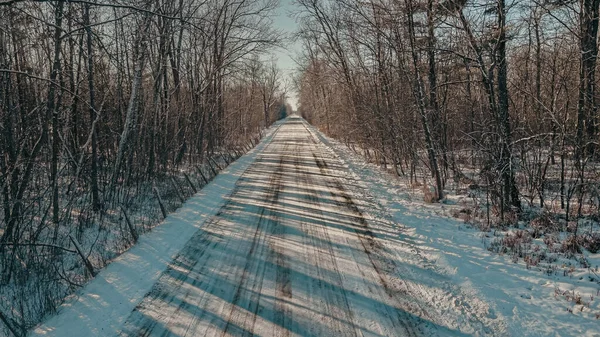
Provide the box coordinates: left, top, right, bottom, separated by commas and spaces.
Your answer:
50, 1, 65, 225
577, 0, 600, 161
84, 3, 101, 211
497, 0, 520, 211
406, 0, 444, 201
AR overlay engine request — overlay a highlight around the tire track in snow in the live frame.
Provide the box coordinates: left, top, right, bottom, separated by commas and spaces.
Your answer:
306, 134, 420, 337
301, 119, 503, 336
299, 151, 362, 337
117, 117, 430, 337
118, 127, 286, 337
221, 161, 280, 337
272, 149, 293, 336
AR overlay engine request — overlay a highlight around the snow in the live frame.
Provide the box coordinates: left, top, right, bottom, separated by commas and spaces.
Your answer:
28, 116, 600, 337
310, 123, 600, 337
114, 118, 428, 336
30, 122, 284, 337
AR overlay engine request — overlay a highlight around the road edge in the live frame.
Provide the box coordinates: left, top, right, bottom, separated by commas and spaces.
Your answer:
29, 121, 284, 337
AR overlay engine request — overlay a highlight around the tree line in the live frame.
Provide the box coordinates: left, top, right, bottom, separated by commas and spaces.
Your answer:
0, 0, 285, 335
295, 0, 600, 229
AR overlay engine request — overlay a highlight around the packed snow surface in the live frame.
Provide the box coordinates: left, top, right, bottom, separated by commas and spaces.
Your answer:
30, 116, 597, 337
313, 123, 600, 337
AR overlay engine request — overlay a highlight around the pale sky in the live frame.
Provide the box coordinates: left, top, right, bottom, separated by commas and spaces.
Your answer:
272, 0, 302, 110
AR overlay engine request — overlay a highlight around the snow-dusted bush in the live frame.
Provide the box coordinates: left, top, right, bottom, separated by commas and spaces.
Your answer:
581, 233, 600, 254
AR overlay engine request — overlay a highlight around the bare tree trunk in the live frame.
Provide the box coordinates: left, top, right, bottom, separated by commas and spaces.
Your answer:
84, 3, 101, 211
497, 0, 520, 212
406, 0, 443, 201
50, 1, 65, 225
577, 0, 600, 161
427, 0, 447, 179
111, 13, 152, 194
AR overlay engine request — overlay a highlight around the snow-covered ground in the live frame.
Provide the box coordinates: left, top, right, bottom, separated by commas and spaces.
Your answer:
28, 116, 599, 337
311, 124, 600, 337
29, 122, 284, 337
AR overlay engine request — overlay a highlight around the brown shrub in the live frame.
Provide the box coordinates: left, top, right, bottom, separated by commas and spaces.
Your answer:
560, 235, 582, 257
422, 184, 437, 203
530, 213, 561, 237
580, 233, 600, 253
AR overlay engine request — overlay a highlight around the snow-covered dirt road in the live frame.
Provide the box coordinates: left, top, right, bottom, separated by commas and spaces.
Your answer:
32, 117, 502, 337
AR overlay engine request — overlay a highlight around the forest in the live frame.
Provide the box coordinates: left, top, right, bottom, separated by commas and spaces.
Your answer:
2, 0, 600, 335
0, 0, 288, 335
295, 0, 600, 241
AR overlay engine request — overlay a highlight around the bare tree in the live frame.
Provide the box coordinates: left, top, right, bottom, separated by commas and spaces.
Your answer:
0, 1, 284, 334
